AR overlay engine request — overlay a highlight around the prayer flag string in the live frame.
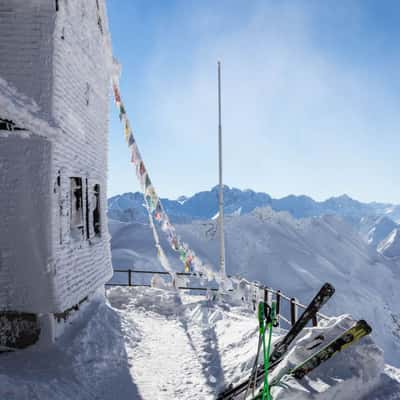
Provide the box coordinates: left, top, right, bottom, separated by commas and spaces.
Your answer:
111, 79, 217, 281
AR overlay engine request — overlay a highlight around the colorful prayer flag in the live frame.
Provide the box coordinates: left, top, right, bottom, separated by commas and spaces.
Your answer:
184, 261, 190, 273
145, 174, 152, 189
124, 120, 130, 142
113, 84, 121, 104
119, 103, 126, 120
128, 133, 135, 147
131, 143, 140, 164
139, 161, 146, 176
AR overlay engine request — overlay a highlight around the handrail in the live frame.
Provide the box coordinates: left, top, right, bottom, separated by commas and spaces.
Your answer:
107, 268, 332, 328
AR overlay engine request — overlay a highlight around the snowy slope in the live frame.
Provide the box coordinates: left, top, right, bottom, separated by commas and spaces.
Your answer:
359, 215, 399, 247
378, 228, 400, 259
1, 287, 399, 399
108, 208, 400, 367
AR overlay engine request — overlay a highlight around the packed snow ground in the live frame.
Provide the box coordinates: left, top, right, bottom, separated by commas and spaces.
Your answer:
1, 287, 400, 399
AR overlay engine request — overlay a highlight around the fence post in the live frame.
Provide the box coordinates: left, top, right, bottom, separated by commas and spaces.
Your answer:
290, 297, 298, 326
128, 269, 132, 286
252, 285, 257, 311
275, 290, 281, 328
264, 287, 269, 304
312, 314, 318, 327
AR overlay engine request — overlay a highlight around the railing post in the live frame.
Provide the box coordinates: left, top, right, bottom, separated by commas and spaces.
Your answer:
252, 285, 257, 311
312, 314, 318, 327
275, 290, 281, 327
264, 287, 273, 306
290, 297, 298, 326
128, 269, 132, 286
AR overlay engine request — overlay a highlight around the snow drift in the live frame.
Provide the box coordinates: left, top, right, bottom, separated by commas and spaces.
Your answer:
1, 287, 399, 399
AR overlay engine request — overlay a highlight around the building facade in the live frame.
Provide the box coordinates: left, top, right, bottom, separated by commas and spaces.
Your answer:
0, 0, 114, 349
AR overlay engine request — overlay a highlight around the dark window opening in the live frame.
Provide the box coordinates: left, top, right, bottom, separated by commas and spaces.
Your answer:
0, 118, 23, 131
55, 0, 59, 11
93, 184, 101, 237
70, 177, 84, 240
57, 171, 62, 245
85, 178, 90, 240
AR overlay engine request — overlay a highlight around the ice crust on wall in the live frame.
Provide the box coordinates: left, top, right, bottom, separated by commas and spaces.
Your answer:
0, 135, 53, 311
0, 0, 113, 314
49, 0, 113, 312
0, 1, 55, 116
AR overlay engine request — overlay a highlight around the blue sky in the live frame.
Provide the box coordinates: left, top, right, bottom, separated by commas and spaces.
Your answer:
107, 0, 400, 203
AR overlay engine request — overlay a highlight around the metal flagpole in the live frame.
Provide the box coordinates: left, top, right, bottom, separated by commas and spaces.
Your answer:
218, 61, 226, 278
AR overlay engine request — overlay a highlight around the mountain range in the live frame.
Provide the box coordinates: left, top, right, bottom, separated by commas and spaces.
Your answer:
108, 186, 400, 258
108, 186, 400, 223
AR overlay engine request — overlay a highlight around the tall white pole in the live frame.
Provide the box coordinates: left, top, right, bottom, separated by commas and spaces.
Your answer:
218, 61, 226, 277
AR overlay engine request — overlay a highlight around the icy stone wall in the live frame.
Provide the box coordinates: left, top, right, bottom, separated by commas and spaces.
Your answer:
0, 0, 113, 315
0, 1, 55, 117
49, 0, 113, 312
0, 134, 54, 312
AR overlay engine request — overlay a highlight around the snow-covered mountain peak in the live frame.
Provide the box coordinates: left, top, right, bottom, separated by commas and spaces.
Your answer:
108, 188, 400, 225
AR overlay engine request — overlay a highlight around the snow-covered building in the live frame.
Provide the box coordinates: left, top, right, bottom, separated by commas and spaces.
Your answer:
0, 0, 114, 349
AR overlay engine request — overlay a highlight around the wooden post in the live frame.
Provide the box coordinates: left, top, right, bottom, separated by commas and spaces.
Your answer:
312, 314, 318, 327
290, 297, 298, 326
128, 269, 132, 286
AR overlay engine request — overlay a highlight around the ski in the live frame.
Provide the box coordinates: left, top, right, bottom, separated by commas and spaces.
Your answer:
250, 320, 372, 399
269, 282, 335, 365
288, 319, 372, 380
217, 282, 335, 400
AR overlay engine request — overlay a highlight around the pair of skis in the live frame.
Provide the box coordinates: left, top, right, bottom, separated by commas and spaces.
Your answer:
251, 319, 372, 399
217, 283, 335, 400
217, 283, 372, 400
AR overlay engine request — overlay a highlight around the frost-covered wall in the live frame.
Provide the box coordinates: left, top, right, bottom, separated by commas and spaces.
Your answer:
50, 0, 113, 312
0, 134, 53, 311
0, 1, 55, 117
0, 0, 113, 323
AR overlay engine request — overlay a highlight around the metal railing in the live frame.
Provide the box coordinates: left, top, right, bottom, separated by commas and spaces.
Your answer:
107, 268, 330, 328
107, 269, 221, 292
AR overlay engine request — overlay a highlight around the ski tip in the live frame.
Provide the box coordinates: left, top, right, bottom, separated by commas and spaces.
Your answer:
322, 282, 335, 294
356, 319, 373, 335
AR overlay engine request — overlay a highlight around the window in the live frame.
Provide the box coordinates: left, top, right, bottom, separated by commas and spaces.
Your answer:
93, 184, 101, 237
70, 177, 84, 240
85, 178, 90, 240
0, 118, 23, 131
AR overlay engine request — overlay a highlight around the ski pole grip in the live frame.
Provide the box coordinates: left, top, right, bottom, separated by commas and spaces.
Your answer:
264, 303, 272, 323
